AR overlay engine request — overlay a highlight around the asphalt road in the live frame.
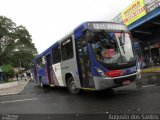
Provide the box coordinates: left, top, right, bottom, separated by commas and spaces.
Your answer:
0, 72, 160, 119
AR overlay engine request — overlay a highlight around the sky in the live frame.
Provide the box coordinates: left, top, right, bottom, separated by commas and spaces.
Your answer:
0, 0, 134, 53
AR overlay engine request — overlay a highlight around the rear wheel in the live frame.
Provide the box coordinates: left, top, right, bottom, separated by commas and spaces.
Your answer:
40, 81, 44, 88
67, 76, 80, 95
39, 77, 45, 88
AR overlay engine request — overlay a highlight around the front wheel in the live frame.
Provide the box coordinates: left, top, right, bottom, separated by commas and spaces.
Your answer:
67, 76, 80, 95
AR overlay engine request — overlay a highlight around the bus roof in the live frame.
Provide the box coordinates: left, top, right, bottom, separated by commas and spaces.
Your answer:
32, 21, 128, 62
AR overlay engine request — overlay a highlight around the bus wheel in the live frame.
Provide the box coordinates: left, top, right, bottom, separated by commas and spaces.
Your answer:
67, 76, 80, 95
40, 81, 44, 88
39, 78, 45, 88
40, 81, 47, 88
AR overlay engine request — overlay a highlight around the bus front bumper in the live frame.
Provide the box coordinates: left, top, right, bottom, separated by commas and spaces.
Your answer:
94, 71, 141, 90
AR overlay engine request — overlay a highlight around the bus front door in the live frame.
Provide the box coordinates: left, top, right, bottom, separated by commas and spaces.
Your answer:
46, 54, 54, 85
76, 37, 93, 88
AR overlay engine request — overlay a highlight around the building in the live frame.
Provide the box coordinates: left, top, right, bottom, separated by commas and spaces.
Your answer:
112, 0, 160, 67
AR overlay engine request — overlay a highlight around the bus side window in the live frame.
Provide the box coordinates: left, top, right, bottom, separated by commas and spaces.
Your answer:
52, 46, 61, 64
61, 38, 73, 61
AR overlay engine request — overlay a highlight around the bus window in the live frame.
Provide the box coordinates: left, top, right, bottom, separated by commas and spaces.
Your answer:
61, 38, 73, 61
52, 46, 61, 64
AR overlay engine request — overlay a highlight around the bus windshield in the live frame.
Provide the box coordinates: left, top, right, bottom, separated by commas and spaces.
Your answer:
91, 31, 135, 65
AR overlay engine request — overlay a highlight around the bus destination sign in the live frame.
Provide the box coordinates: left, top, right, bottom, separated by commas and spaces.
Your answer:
88, 23, 128, 31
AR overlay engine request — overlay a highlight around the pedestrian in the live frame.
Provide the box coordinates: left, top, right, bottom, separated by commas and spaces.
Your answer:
27, 72, 31, 79
24, 72, 27, 81
16, 73, 18, 81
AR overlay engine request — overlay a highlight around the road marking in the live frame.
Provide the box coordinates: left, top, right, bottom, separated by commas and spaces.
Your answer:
142, 85, 157, 88
1, 98, 38, 104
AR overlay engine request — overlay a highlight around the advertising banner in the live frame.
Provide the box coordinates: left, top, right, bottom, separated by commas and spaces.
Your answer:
145, 0, 160, 13
121, 0, 147, 26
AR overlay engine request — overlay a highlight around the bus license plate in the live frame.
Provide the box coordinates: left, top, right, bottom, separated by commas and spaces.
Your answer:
123, 80, 130, 85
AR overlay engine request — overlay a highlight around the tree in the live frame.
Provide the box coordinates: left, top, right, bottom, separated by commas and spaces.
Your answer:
0, 16, 37, 70
11, 25, 37, 69
0, 16, 16, 65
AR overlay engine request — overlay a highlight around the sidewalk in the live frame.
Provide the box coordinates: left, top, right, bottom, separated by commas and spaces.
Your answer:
0, 79, 30, 96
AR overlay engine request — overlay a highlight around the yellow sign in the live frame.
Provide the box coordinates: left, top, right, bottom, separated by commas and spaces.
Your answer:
121, 0, 147, 26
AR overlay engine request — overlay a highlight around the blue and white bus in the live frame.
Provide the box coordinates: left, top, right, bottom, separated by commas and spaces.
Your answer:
32, 22, 141, 94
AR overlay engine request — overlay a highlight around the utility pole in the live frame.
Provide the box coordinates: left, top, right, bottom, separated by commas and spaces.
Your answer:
19, 59, 22, 80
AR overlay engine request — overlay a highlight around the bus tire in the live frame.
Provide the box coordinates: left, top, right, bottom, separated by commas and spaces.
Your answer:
67, 76, 80, 95
39, 77, 45, 88
40, 81, 44, 88
40, 81, 47, 88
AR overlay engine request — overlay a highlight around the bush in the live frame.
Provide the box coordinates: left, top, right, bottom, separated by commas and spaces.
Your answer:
1, 64, 15, 81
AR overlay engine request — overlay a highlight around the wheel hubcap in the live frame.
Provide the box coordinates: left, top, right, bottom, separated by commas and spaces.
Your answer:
70, 81, 76, 90
40, 82, 43, 87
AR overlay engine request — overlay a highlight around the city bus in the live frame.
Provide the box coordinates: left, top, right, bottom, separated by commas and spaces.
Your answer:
32, 22, 141, 94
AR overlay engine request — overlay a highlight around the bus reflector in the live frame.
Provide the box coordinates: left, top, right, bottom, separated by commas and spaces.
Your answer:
50, 84, 55, 87
105, 70, 122, 77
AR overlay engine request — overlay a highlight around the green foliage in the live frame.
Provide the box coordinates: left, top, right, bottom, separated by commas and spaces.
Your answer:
0, 16, 38, 69
0, 16, 16, 65
1, 64, 15, 81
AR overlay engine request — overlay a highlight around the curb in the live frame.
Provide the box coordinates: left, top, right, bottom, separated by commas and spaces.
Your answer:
17, 80, 30, 94
0, 79, 30, 96
141, 70, 160, 73
141, 71, 160, 73
141, 68, 160, 73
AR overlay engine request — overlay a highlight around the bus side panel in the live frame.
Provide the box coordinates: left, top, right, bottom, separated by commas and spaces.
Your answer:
61, 35, 81, 88
52, 63, 64, 86
61, 58, 80, 88
38, 67, 49, 85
